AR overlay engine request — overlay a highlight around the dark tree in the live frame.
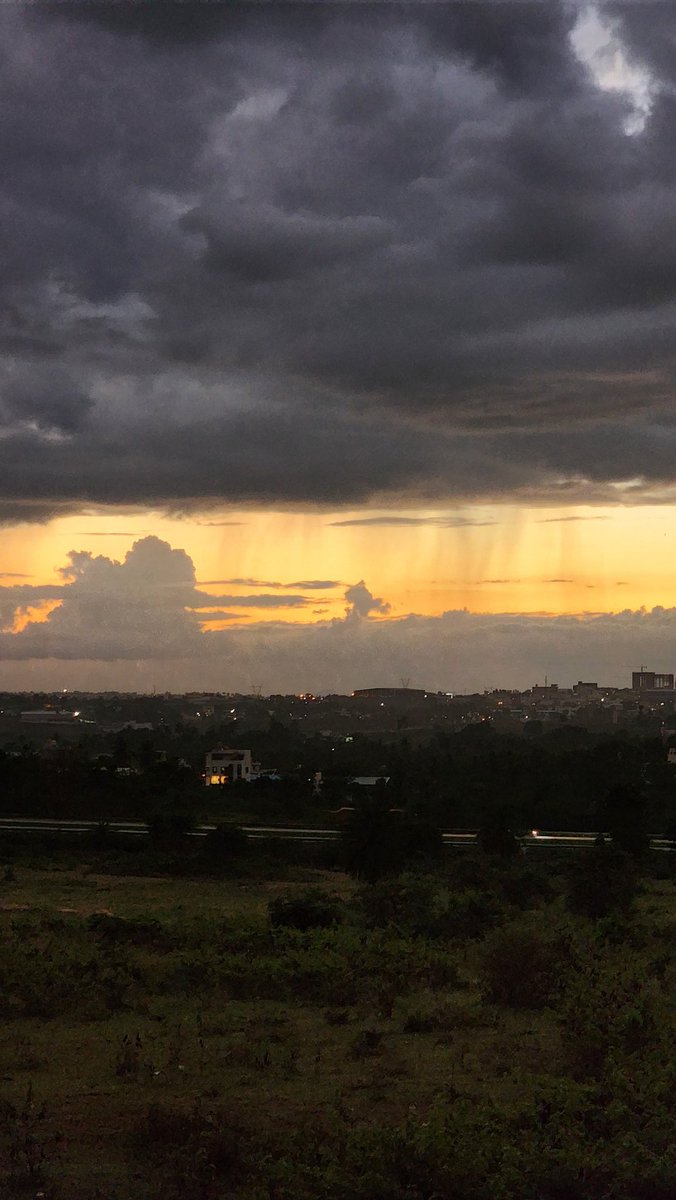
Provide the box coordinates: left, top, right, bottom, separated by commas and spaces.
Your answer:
343, 791, 442, 883
566, 837, 637, 919
601, 784, 649, 857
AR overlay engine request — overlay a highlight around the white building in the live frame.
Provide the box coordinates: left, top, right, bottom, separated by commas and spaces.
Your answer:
205, 747, 253, 785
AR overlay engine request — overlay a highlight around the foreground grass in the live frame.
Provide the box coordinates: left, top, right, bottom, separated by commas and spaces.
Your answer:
0, 859, 673, 1199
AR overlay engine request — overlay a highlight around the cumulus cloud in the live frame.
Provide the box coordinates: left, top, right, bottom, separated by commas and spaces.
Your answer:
344, 580, 391, 621
0, 2, 670, 519
0, 537, 674, 693
207, 604, 676, 696
0, 537, 318, 660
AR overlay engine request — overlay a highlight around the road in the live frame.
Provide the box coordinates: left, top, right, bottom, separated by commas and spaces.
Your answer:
0, 817, 671, 851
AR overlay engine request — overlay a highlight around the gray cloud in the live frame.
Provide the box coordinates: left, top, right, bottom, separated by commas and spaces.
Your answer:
4, 594, 676, 696
287, 580, 341, 590
192, 593, 311, 610
536, 515, 610, 523
199, 578, 340, 590
0, 2, 672, 517
0, 535, 674, 694
199, 578, 283, 589
0, 537, 318, 660
329, 516, 498, 528
344, 580, 391, 620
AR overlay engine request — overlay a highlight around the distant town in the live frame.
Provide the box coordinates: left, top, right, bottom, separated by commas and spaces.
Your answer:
2, 671, 676, 793
5, 670, 676, 743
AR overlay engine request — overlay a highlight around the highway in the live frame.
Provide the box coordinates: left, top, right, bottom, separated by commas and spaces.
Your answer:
0, 817, 671, 851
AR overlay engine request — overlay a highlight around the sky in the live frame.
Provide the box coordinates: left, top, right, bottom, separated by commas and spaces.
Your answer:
2, 0, 676, 695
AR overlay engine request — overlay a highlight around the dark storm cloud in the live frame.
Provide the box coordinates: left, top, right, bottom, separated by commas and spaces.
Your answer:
1, 1, 675, 517
0, 364, 93, 434
38, 1, 337, 48
605, 1, 676, 87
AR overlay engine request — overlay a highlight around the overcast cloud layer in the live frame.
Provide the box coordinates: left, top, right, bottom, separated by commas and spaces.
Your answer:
0, 1, 673, 521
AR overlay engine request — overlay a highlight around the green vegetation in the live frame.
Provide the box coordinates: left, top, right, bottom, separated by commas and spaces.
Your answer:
2, 718, 676, 841
0, 847, 672, 1199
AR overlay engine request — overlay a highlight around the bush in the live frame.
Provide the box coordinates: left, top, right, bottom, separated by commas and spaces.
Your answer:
480, 923, 570, 1009
87, 911, 172, 949
441, 888, 503, 940
349, 1027, 383, 1058
202, 822, 248, 864
566, 841, 637, 919
559, 960, 663, 1079
476, 822, 521, 858
358, 874, 502, 940
357, 873, 443, 935
268, 887, 344, 931
343, 798, 442, 883
496, 862, 555, 908
131, 1101, 243, 1199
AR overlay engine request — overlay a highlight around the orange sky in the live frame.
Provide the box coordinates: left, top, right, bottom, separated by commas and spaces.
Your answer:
2, 503, 675, 631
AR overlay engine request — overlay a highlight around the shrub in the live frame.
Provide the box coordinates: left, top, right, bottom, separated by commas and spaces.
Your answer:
131, 1101, 243, 1200
496, 862, 555, 908
202, 822, 248, 863
480, 923, 570, 1009
358, 874, 502, 940
0, 1084, 61, 1189
402, 1010, 437, 1034
559, 961, 662, 1079
350, 1027, 383, 1058
476, 822, 521, 858
440, 888, 503, 940
268, 887, 344, 931
87, 911, 172, 949
566, 841, 637, 920
357, 873, 443, 934
324, 1008, 350, 1026
343, 798, 442, 883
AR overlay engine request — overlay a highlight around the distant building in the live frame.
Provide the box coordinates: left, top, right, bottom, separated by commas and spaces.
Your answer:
205, 747, 253, 785
633, 671, 674, 690
530, 684, 567, 701
573, 681, 599, 696
352, 688, 427, 703
350, 775, 391, 787
20, 710, 79, 725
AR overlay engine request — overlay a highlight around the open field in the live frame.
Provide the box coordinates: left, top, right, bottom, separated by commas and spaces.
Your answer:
0, 858, 673, 1199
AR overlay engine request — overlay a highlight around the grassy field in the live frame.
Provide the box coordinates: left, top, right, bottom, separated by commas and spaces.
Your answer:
0, 856, 673, 1199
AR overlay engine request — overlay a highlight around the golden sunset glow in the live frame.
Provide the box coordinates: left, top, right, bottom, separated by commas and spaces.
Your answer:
2, 503, 676, 632
2, 600, 62, 635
